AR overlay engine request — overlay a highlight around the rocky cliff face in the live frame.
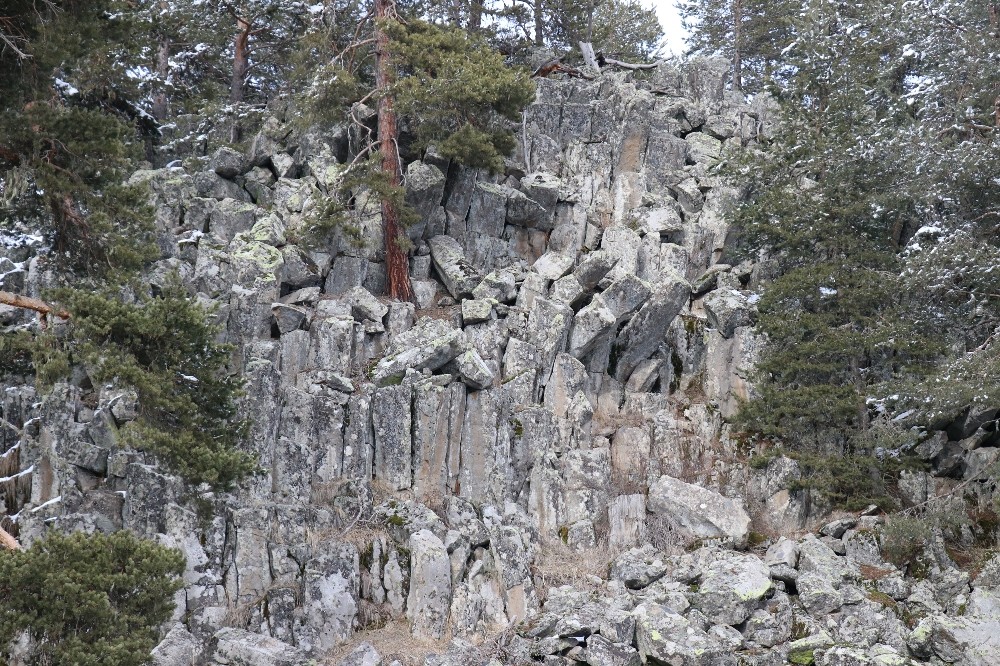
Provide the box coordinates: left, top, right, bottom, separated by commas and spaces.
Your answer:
2, 58, 999, 666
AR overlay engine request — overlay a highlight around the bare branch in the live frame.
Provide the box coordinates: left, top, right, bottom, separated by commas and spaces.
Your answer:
600, 55, 658, 71
0, 524, 18, 551
0, 290, 70, 320
0, 417, 22, 437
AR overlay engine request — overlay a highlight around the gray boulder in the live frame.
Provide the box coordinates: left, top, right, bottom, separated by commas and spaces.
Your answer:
573, 250, 617, 290
407, 529, 452, 639
345, 286, 389, 322
703, 288, 752, 338
633, 602, 731, 666
473, 270, 517, 302
210, 628, 307, 666
151, 625, 200, 666
609, 545, 669, 590
584, 635, 640, 666
209, 146, 245, 179
612, 271, 690, 381
647, 475, 751, 546
337, 642, 382, 666
694, 553, 773, 625
908, 615, 1000, 665
533, 251, 575, 280
429, 235, 481, 299
371, 318, 466, 385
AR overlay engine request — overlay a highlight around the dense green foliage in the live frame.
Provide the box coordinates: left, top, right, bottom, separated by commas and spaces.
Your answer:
53, 286, 256, 487
1, 1, 255, 488
679, 0, 796, 90
541, 0, 664, 60
389, 21, 536, 171
726, 0, 1000, 473
0, 530, 184, 666
0, 1, 157, 277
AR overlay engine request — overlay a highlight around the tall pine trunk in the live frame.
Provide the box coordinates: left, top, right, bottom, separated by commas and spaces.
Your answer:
469, 0, 483, 31
152, 36, 170, 121
375, 0, 414, 302
534, 0, 543, 45
732, 0, 743, 91
231, 16, 251, 105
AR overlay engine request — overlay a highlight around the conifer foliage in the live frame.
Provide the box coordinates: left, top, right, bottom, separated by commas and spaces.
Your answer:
723, 0, 1000, 462
302, 3, 534, 299
0, 530, 184, 666
0, 1, 254, 488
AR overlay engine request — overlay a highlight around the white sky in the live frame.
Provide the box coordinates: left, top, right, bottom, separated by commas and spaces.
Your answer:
647, 0, 688, 56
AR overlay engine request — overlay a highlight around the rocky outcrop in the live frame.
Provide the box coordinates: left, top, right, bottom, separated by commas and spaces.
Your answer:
2, 55, 995, 666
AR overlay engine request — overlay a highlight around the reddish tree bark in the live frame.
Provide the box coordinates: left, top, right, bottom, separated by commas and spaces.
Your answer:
375, 0, 414, 302
231, 15, 251, 105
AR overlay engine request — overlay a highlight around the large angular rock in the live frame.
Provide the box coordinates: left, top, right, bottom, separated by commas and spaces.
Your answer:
210, 628, 307, 666
336, 642, 382, 666
636, 205, 683, 237
533, 251, 575, 280
450, 349, 495, 389
703, 288, 752, 338
373, 384, 413, 490
524, 297, 574, 379
633, 602, 730, 666
908, 615, 1000, 665
272, 303, 309, 334
297, 546, 359, 653
787, 631, 835, 666
585, 635, 641, 666
797, 535, 859, 585
345, 286, 389, 322
567, 298, 617, 358
573, 250, 617, 290
461, 298, 493, 325
506, 189, 551, 229
407, 529, 452, 639
609, 545, 668, 589
209, 146, 245, 179
371, 318, 466, 385
520, 172, 561, 215
694, 553, 773, 625
151, 625, 200, 666
472, 270, 517, 302
428, 235, 481, 299
613, 271, 690, 381
647, 475, 751, 546
468, 182, 510, 237
405, 161, 446, 220
599, 274, 651, 320
797, 571, 844, 616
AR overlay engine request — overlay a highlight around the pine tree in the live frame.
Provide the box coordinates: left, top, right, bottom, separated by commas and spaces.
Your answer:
734, 0, 1000, 458
0, 1, 157, 276
542, 0, 664, 60
300, 7, 534, 300
1, 2, 257, 489
732, 0, 937, 450
679, 0, 796, 90
0, 530, 184, 666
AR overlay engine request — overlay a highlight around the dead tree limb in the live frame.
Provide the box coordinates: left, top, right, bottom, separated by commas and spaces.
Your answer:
0, 290, 70, 320
578, 41, 599, 70
0, 524, 18, 550
599, 55, 658, 71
